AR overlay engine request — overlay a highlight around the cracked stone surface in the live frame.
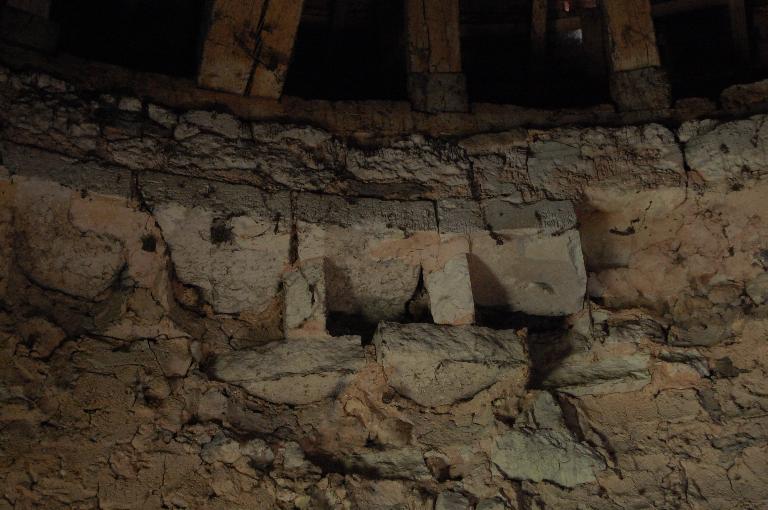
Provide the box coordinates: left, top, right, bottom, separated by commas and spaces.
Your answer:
374, 322, 529, 407
1, 66, 768, 509
209, 335, 365, 405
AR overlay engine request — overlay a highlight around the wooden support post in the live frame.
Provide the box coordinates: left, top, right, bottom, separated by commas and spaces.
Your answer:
530, 0, 548, 58
729, 0, 750, 65
602, 0, 671, 111
405, 0, 468, 112
198, 0, 304, 99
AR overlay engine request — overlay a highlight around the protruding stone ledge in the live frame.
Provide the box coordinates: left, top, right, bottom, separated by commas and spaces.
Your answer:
684, 114, 768, 187
209, 336, 365, 405
374, 322, 529, 407
295, 193, 437, 231
139, 172, 291, 225
2, 142, 132, 198
436, 198, 577, 234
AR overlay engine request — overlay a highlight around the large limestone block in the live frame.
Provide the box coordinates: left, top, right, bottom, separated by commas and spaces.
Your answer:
13, 180, 125, 300
2, 143, 132, 198
492, 429, 605, 487
141, 174, 291, 314
435, 198, 585, 316
527, 124, 685, 198
685, 115, 768, 185
297, 193, 438, 322
469, 229, 586, 316
374, 322, 529, 407
210, 335, 365, 405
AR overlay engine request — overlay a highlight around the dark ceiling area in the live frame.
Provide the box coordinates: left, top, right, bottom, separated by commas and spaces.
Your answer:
41, 0, 768, 107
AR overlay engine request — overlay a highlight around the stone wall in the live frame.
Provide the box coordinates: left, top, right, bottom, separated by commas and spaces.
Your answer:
1, 66, 768, 509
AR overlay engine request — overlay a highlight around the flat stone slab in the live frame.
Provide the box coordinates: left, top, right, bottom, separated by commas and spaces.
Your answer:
209, 336, 365, 405
374, 322, 529, 407
295, 192, 437, 231
492, 429, 606, 487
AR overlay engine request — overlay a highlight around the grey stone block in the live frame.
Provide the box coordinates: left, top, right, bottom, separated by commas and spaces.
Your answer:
295, 192, 437, 231
139, 172, 291, 226
3, 142, 132, 198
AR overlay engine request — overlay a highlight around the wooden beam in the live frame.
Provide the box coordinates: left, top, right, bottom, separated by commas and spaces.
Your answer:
602, 0, 670, 110
404, 0, 467, 112
248, 0, 304, 98
603, 0, 661, 72
198, 0, 304, 99
530, 0, 548, 58
405, 0, 462, 74
729, 0, 750, 65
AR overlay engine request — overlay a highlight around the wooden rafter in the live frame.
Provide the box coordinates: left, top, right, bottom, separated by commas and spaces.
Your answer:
602, 0, 671, 110
603, 0, 661, 73
405, 0, 462, 74
404, 0, 467, 112
198, 0, 304, 99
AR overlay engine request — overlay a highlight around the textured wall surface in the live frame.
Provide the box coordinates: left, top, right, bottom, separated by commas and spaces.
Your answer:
1, 67, 768, 509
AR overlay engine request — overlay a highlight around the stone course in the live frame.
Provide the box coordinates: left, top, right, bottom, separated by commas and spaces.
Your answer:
0, 66, 768, 509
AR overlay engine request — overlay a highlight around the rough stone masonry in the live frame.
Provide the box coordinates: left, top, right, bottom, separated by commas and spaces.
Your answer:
1, 65, 768, 509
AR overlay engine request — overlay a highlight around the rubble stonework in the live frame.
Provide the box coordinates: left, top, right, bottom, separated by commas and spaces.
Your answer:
1, 67, 768, 509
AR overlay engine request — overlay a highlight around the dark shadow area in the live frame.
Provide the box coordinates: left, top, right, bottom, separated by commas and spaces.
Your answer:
460, 0, 610, 107
284, 0, 407, 100
459, 0, 531, 104
326, 312, 379, 344
655, 6, 746, 99
475, 306, 566, 333
525, 328, 573, 389
50, 0, 205, 77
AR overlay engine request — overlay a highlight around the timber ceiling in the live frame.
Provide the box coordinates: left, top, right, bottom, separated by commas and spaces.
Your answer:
2, 0, 766, 110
